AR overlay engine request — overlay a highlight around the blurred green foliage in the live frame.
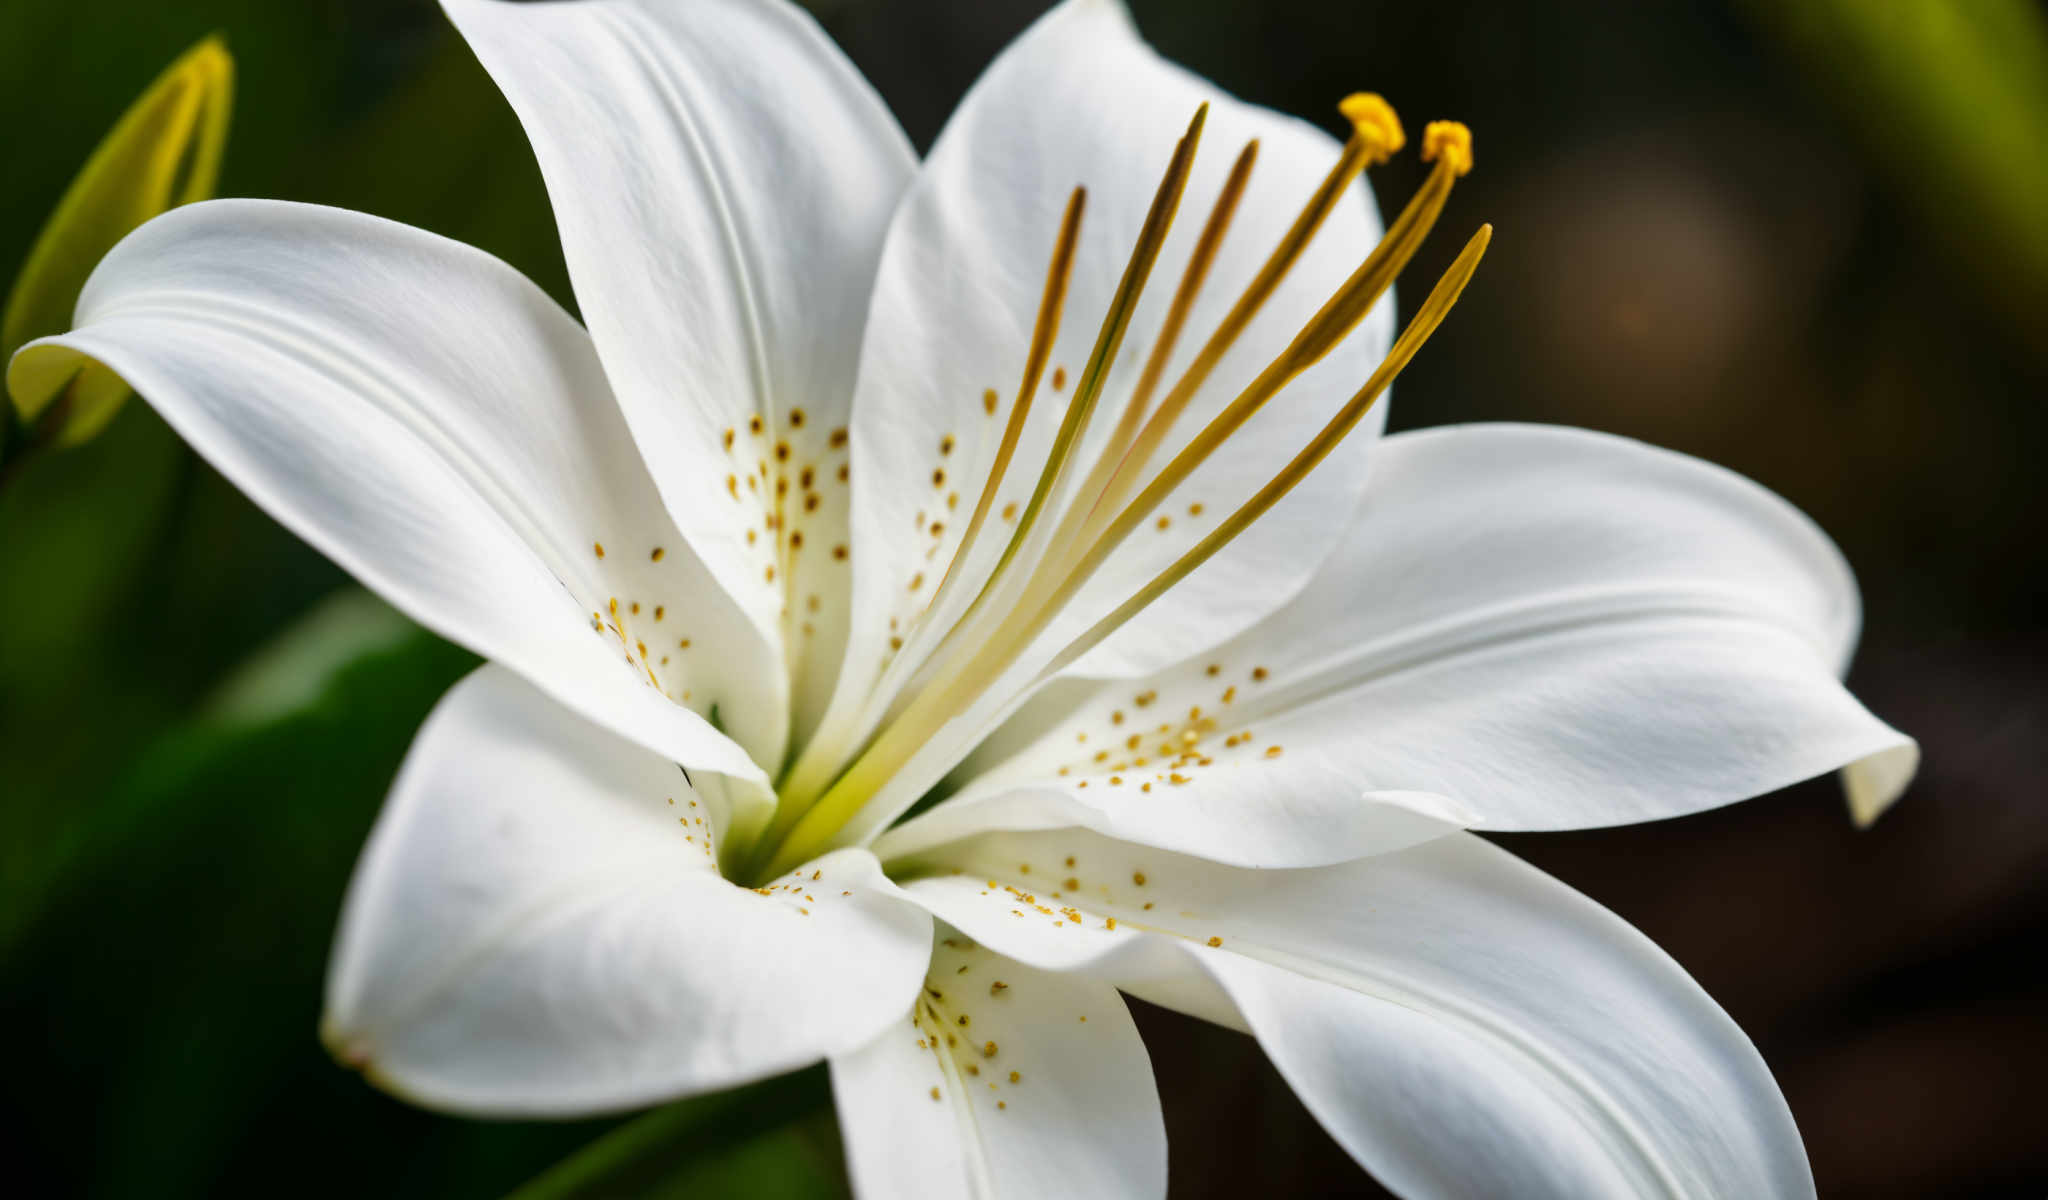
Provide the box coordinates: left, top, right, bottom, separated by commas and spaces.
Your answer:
0, 12, 826, 1191
0, 1, 563, 939
0, 582, 835, 1194
508, 1072, 845, 1200
1736, 0, 2048, 364
0, 2, 599, 1193
1, 619, 482, 1194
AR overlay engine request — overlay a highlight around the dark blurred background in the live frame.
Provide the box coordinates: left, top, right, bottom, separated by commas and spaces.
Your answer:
2, 1, 2042, 1196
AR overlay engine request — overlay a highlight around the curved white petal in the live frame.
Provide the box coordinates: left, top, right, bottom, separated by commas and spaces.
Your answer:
898, 828, 1813, 1200
946, 422, 1916, 846
812, 0, 1395, 784
441, 0, 917, 741
11, 199, 781, 782
323, 665, 930, 1117
831, 929, 1163, 1200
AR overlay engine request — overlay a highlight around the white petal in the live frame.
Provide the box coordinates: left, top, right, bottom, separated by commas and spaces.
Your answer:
946, 422, 1916, 847
812, 0, 1394, 784
899, 828, 1813, 1200
877, 772, 1462, 872
830, 929, 1163, 1200
441, 0, 916, 740
11, 199, 783, 781
324, 665, 931, 1117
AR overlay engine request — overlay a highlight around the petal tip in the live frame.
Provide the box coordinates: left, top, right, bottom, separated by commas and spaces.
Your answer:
319, 1015, 374, 1074
1842, 740, 1920, 828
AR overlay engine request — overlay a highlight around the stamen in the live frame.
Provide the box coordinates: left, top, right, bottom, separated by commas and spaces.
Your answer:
1030, 139, 1260, 591
1422, 119, 1474, 177
754, 109, 1487, 885
1338, 92, 1405, 164
1039, 225, 1492, 679
965, 103, 1207, 609
1060, 115, 1469, 577
1126, 140, 1261, 435
928, 187, 1088, 606
767, 225, 1487, 881
887, 105, 1210, 702
752, 107, 1207, 879
978, 100, 1427, 689
975, 120, 1462, 670
769, 188, 1092, 825
1081, 94, 1406, 530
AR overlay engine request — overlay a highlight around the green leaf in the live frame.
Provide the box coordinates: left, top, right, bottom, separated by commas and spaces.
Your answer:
2, 33, 232, 449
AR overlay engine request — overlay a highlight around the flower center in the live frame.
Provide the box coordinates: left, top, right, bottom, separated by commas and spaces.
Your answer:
747, 97, 1485, 882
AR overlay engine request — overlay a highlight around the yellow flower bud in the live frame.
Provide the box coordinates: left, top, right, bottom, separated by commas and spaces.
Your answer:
3, 35, 234, 451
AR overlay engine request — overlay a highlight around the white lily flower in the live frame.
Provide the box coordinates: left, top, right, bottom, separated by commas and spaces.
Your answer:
9, 0, 1918, 1195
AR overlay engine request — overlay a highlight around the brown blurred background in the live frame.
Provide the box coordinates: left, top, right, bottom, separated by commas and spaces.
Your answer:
1, 1, 2041, 1197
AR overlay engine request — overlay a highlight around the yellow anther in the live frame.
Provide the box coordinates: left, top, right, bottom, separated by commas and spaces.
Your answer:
1422, 120, 1474, 177
1338, 92, 1405, 164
